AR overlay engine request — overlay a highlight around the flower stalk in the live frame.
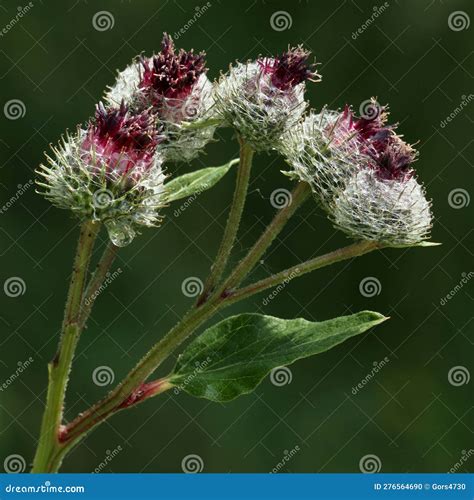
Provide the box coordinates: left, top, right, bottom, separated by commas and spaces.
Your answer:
79, 241, 119, 327
222, 181, 312, 292
198, 139, 254, 304
226, 240, 380, 304
44, 236, 383, 467
32, 220, 99, 473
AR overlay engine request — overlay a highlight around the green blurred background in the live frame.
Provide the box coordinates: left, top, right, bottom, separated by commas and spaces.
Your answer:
0, 0, 472, 473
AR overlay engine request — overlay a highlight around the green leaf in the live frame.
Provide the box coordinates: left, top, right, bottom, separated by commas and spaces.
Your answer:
164, 159, 239, 203
169, 311, 388, 402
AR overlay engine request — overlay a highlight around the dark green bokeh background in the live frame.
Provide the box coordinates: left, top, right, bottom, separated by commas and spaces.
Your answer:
0, 0, 472, 473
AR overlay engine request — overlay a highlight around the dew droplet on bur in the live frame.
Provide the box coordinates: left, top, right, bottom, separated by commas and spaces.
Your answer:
105, 220, 136, 247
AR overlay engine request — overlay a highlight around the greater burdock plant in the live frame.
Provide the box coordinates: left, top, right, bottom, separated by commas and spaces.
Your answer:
32, 34, 438, 473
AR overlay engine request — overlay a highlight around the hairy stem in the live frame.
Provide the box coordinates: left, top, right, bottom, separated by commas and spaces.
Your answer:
32, 220, 99, 473
58, 239, 383, 459
221, 181, 311, 293
199, 140, 254, 304
40, 183, 377, 471
79, 241, 118, 328
55, 298, 222, 461
39, 182, 311, 468
227, 240, 381, 304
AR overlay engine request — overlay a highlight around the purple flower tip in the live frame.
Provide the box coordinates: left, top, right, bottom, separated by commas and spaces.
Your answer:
259, 46, 320, 91
83, 101, 158, 178
139, 32, 207, 105
343, 103, 417, 181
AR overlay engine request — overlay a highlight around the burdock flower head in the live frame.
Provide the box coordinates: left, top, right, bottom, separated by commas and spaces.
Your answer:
214, 46, 320, 151
283, 99, 432, 246
106, 33, 215, 162
37, 102, 166, 247
332, 102, 432, 246
280, 107, 362, 207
